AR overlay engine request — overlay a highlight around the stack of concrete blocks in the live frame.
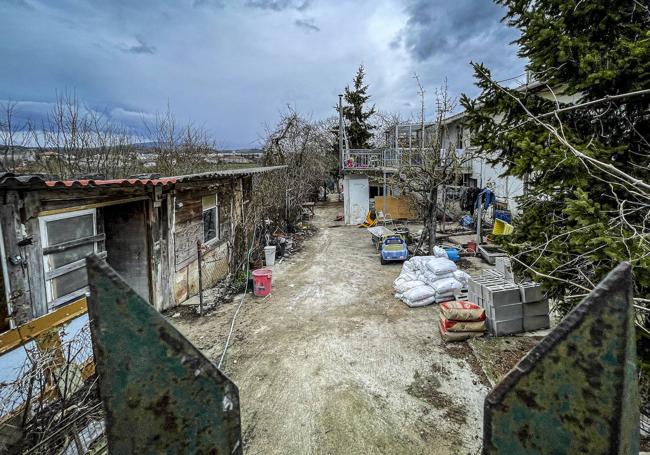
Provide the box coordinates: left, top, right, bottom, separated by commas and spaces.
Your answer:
495, 257, 514, 281
467, 269, 550, 336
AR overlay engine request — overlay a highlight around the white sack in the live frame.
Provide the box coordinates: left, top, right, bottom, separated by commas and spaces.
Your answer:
430, 277, 463, 296
395, 279, 426, 294
403, 285, 436, 303
453, 270, 471, 287
403, 295, 437, 308
432, 246, 447, 258
421, 271, 454, 286
398, 270, 418, 282
425, 257, 457, 275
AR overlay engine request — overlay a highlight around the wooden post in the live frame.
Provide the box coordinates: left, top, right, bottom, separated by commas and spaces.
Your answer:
0, 196, 33, 326
196, 241, 203, 317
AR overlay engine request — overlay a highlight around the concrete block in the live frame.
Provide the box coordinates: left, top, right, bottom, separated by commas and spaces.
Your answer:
484, 286, 522, 307
495, 257, 514, 281
523, 299, 549, 317
523, 314, 550, 332
468, 279, 481, 296
490, 318, 523, 336
490, 302, 523, 321
519, 283, 545, 303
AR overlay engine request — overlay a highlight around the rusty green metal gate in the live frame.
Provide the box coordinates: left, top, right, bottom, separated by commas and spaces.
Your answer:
483, 262, 640, 454
86, 255, 242, 454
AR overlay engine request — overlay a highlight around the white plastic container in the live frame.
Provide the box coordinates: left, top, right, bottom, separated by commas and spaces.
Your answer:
264, 245, 276, 267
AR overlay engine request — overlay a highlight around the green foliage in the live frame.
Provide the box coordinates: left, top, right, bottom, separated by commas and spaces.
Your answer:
339, 65, 376, 149
462, 1, 650, 373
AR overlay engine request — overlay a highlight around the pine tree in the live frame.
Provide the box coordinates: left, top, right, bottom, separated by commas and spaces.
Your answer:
461, 0, 649, 396
340, 65, 376, 149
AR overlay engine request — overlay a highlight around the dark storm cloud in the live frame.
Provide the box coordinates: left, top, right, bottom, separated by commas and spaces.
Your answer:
0, 0, 525, 148
395, 0, 516, 62
245, 0, 311, 11
295, 18, 320, 32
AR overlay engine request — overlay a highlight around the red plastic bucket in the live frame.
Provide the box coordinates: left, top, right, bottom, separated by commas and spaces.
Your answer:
252, 268, 273, 297
467, 240, 477, 253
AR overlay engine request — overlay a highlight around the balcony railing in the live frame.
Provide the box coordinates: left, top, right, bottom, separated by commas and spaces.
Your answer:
342, 148, 473, 172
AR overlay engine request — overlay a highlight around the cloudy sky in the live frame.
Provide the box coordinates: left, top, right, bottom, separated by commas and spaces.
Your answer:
1, 0, 525, 149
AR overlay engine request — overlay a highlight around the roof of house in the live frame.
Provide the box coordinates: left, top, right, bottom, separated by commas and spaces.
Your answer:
0, 166, 286, 190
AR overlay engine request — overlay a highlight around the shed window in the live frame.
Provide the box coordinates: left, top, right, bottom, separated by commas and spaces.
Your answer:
202, 194, 219, 244
40, 209, 100, 309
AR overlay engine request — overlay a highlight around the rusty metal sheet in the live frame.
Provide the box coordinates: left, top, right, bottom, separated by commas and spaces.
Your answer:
86, 255, 242, 454
483, 262, 639, 454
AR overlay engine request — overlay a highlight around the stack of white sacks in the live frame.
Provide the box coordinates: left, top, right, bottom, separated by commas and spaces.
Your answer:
393, 247, 470, 308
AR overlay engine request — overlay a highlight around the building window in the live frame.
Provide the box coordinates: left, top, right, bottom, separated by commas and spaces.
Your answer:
202, 194, 219, 244
40, 209, 100, 309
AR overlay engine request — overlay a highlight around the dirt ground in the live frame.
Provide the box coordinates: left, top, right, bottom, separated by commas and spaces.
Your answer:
172, 202, 492, 454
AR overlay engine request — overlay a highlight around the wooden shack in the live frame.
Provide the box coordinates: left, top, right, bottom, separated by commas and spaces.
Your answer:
0, 166, 284, 330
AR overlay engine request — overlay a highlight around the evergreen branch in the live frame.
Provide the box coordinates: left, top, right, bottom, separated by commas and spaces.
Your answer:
476, 66, 650, 196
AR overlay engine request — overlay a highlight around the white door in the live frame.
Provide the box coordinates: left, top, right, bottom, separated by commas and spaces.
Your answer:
344, 175, 369, 225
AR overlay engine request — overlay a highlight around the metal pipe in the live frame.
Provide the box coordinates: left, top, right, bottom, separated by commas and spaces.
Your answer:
338, 94, 344, 171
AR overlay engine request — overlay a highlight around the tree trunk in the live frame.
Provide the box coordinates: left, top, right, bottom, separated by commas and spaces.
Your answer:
427, 187, 438, 253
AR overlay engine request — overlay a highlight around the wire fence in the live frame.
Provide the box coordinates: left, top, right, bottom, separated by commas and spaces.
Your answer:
0, 314, 106, 454
196, 240, 233, 315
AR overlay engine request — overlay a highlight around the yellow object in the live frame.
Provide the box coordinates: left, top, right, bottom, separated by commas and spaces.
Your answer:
0, 297, 87, 355
493, 219, 514, 235
358, 211, 377, 228
375, 196, 418, 220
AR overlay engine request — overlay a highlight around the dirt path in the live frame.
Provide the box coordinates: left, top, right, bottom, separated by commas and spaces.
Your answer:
172, 202, 489, 454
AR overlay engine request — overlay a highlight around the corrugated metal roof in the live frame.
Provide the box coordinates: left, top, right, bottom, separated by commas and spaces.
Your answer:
43, 177, 177, 188
0, 166, 286, 190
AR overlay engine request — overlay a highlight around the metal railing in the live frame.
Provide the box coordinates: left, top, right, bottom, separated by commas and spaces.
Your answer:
342, 148, 473, 172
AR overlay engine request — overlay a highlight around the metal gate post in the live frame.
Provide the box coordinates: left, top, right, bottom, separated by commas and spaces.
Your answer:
483, 262, 639, 454
86, 255, 242, 454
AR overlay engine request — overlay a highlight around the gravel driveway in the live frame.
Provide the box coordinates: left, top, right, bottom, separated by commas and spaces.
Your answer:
172, 202, 489, 454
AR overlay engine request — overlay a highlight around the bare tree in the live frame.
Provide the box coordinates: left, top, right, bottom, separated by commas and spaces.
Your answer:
30, 91, 140, 179
394, 80, 475, 253
0, 101, 29, 173
143, 104, 215, 176
256, 107, 336, 226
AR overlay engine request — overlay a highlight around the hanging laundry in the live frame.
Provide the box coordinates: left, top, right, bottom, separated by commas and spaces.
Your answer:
475, 188, 495, 211
462, 187, 481, 214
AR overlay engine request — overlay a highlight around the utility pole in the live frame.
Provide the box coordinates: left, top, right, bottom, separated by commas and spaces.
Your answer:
338, 94, 344, 171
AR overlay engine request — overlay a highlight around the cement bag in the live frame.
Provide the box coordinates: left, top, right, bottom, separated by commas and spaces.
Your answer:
453, 270, 470, 287
402, 259, 417, 272
404, 295, 436, 308
397, 270, 417, 282
440, 301, 486, 321
425, 257, 457, 275
435, 294, 455, 303
395, 279, 426, 294
432, 246, 447, 258
422, 271, 454, 286
409, 256, 436, 269
403, 285, 436, 303
438, 320, 484, 342
430, 277, 463, 296
439, 314, 486, 332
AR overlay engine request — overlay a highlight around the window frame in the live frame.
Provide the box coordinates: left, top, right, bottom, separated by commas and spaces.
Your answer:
201, 193, 220, 246
39, 208, 100, 310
